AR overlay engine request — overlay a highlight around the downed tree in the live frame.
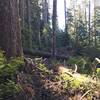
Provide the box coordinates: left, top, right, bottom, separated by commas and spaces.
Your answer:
23, 49, 68, 60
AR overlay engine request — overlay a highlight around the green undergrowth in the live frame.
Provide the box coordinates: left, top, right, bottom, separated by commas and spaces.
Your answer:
34, 58, 100, 97
56, 73, 100, 91
0, 50, 24, 100
67, 56, 93, 74
0, 50, 100, 99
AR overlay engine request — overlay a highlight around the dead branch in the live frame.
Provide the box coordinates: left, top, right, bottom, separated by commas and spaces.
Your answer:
80, 90, 91, 100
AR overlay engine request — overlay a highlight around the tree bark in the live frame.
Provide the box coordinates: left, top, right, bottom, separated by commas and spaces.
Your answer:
0, 0, 23, 57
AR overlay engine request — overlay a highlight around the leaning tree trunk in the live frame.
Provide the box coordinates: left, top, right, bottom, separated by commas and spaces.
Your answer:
0, 0, 23, 57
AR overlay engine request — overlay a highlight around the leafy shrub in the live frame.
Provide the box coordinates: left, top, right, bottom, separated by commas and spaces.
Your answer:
0, 80, 20, 100
0, 57, 24, 82
0, 50, 24, 100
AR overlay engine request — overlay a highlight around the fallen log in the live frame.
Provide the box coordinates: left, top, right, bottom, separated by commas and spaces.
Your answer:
23, 49, 68, 60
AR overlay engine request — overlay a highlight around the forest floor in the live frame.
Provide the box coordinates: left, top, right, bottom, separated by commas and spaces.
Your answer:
15, 57, 100, 100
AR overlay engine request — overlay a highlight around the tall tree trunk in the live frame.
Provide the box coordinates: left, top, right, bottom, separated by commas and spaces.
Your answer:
19, 0, 25, 30
94, 13, 97, 47
64, 0, 67, 31
0, 0, 23, 57
85, 7, 88, 44
52, 0, 57, 56
38, 17, 41, 50
42, 0, 49, 26
88, 0, 91, 45
42, 0, 49, 48
26, 0, 32, 49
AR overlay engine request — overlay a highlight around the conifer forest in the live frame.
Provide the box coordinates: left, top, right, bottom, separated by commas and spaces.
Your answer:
0, 0, 100, 100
